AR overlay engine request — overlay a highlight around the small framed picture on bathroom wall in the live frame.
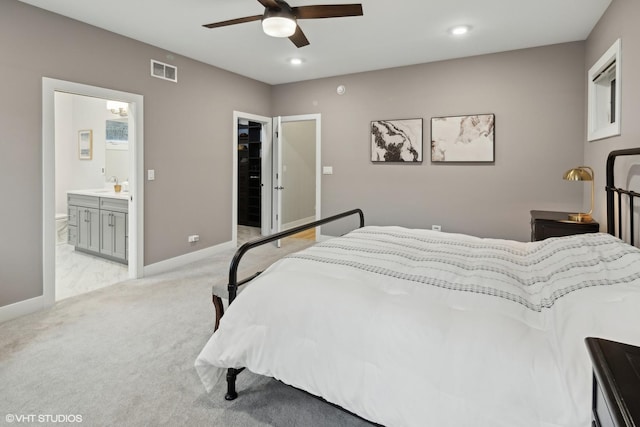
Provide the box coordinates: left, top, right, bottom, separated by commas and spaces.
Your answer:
78, 129, 93, 160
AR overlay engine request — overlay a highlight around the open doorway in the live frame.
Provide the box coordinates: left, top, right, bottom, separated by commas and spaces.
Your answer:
232, 112, 271, 246
232, 112, 321, 246
237, 119, 264, 243
53, 92, 131, 300
42, 78, 144, 307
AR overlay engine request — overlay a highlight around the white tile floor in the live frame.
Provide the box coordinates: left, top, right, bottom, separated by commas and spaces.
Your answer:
54, 226, 309, 301
55, 243, 128, 301
54, 227, 258, 302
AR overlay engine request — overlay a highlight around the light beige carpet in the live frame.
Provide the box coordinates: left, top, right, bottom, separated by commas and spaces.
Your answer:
0, 236, 372, 427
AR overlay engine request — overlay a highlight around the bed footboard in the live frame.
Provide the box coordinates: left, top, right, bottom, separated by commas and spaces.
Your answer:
220, 208, 364, 400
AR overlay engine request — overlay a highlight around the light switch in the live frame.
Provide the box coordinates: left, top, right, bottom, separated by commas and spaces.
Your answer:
322, 166, 333, 175
148, 169, 155, 181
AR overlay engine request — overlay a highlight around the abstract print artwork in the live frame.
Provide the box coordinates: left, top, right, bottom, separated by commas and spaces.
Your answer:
371, 119, 423, 163
431, 114, 495, 163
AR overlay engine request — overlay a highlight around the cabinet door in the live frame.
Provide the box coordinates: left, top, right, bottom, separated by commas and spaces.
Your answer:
78, 208, 100, 252
68, 205, 78, 227
113, 212, 127, 261
100, 211, 127, 261
68, 205, 78, 245
100, 210, 114, 256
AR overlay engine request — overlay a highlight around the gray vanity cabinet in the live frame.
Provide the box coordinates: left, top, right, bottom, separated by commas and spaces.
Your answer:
67, 192, 128, 264
99, 198, 128, 262
78, 207, 100, 253
67, 205, 78, 245
68, 194, 100, 253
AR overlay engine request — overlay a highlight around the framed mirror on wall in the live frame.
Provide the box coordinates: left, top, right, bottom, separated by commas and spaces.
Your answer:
105, 118, 129, 185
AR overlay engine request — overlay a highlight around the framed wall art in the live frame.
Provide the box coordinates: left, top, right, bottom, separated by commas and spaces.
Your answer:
431, 114, 495, 163
371, 118, 423, 163
78, 129, 93, 160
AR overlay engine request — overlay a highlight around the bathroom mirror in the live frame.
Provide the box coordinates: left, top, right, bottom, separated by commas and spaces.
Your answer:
105, 118, 129, 185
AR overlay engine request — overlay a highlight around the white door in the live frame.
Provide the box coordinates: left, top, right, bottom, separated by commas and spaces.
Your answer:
271, 114, 321, 244
272, 116, 284, 246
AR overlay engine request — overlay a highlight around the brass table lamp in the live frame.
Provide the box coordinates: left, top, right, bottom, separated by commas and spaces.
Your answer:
563, 166, 594, 222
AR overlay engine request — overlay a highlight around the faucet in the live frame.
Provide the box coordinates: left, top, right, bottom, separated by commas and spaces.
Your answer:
108, 176, 118, 184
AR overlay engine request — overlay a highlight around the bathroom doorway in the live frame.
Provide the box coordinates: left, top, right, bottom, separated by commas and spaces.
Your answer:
54, 92, 130, 300
42, 78, 144, 306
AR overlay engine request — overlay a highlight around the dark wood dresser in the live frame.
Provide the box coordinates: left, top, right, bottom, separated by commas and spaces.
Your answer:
585, 337, 640, 427
530, 210, 599, 241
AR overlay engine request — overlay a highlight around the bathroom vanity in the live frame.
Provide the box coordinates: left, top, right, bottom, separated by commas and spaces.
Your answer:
67, 190, 128, 264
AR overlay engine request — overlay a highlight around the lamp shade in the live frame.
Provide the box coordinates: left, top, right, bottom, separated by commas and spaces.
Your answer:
562, 166, 595, 222
563, 167, 593, 182
262, 9, 297, 38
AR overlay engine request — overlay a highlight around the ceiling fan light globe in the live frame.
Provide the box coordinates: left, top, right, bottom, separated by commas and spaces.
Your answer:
262, 16, 297, 37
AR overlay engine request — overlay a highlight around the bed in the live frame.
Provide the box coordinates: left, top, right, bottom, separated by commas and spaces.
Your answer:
195, 148, 640, 426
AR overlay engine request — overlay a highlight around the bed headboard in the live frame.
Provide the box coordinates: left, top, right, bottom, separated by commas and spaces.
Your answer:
606, 148, 640, 245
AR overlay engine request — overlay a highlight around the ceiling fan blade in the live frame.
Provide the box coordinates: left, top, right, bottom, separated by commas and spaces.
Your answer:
293, 4, 363, 20
203, 15, 262, 29
257, 0, 280, 8
289, 26, 310, 48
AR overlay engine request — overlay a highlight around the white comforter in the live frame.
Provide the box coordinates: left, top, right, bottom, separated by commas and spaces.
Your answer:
195, 226, 640, 426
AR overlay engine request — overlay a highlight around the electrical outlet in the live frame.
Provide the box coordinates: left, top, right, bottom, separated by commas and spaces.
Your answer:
188, 234, 199, 243
432, 225, 442, 232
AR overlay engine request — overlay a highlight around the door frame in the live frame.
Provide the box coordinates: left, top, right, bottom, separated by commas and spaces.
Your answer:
42, 78, 144, 306
231, 112, 321, 243
232, 111, 272, 245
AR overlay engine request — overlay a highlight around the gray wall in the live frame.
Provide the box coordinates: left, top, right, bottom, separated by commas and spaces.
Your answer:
584, 0, 640, 228
272, 42, 587, 240
2, 0, 626, 311
0, 1, 271, 307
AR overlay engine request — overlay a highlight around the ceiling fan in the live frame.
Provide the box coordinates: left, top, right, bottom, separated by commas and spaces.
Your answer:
203, 0, 364, 48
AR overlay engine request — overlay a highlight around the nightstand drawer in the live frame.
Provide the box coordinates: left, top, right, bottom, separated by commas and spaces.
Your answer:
530, 210, 599, 241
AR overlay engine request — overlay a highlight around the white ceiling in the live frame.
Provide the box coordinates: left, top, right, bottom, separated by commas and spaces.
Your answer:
19, 0, 611, 85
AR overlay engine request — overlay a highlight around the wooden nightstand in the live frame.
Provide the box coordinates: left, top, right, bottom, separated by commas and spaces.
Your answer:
585, 338, 640, 427
530, 210, 599, 241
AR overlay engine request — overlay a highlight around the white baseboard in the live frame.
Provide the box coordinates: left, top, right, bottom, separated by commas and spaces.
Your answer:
143, 240, 236, 277
0, 296, 48, 324
283, 216, 316, 231
1, 241, 237, 323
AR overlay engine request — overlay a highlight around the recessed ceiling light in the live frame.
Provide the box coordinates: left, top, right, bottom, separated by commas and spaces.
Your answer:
449, 25, 471, 36
289, 58, 304, 65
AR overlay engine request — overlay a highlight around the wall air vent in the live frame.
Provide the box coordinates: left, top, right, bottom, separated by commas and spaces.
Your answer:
150, 59, 177, 83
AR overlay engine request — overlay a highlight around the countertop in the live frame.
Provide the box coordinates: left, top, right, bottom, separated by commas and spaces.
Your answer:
67, 189, 129, 200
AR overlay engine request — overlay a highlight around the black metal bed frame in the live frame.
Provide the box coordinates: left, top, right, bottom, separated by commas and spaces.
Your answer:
606, 148, 640, 245
221, 208, 365, 400
214, 147, 640, 403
